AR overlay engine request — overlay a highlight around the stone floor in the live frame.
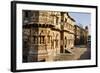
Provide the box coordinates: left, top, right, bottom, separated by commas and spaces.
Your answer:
53, 45, 90, 61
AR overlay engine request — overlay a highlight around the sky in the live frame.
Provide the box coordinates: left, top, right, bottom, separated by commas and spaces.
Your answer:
69, 12, 91, 35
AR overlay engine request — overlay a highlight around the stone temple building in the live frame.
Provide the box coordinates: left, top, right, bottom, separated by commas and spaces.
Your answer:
74, 25, 88, 45
22, 10, 88, 62
60, 12, 75, 53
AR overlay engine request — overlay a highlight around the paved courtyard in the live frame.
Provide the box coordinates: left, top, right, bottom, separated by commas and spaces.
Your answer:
54, 45, 90, 61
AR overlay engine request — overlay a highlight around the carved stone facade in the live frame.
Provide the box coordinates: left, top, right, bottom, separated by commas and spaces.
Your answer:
22, 10, 88, 62
60, 12, 75, 53
74, 25, 88, 45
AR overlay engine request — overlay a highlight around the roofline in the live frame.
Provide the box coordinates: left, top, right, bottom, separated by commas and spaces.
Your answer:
67, 13, 76, 22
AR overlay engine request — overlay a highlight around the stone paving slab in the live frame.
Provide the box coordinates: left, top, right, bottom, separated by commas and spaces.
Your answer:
54, 46, 87, 61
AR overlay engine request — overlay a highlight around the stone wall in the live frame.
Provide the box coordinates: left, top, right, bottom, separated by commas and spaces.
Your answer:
22, 10, 88, 62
